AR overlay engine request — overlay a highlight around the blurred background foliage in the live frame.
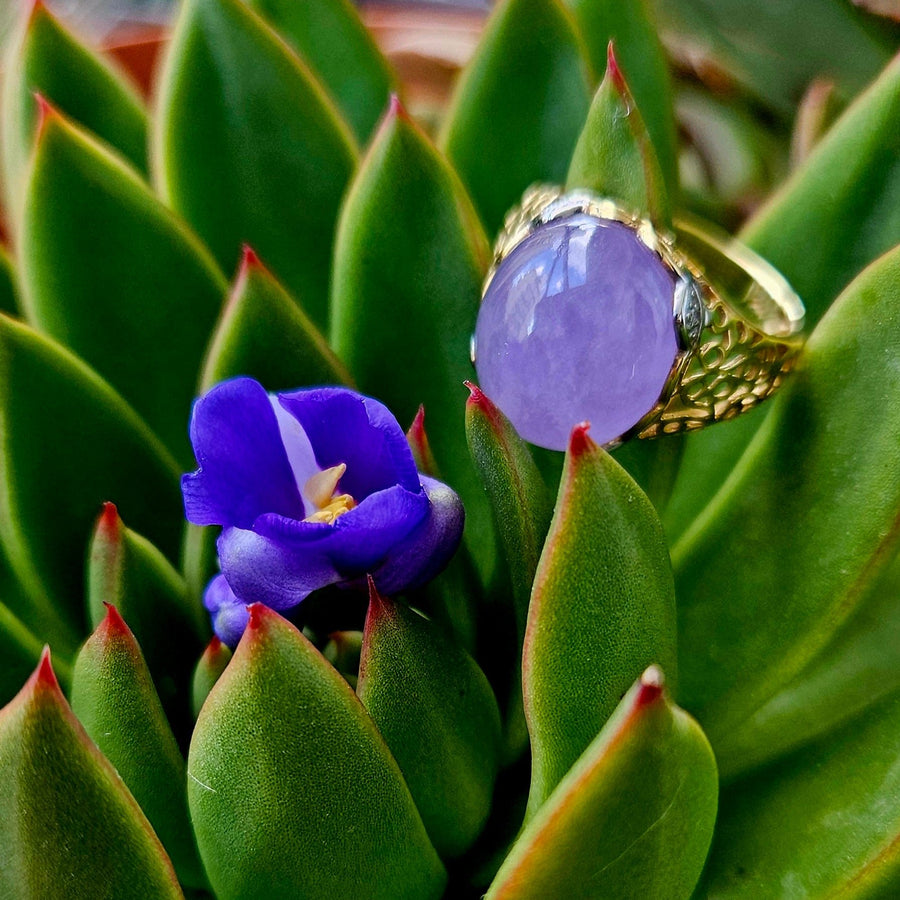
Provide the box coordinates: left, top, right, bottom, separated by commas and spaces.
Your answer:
1, 0, 898, 236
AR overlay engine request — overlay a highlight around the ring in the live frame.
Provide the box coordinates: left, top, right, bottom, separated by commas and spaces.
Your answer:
471, 185, 805, 451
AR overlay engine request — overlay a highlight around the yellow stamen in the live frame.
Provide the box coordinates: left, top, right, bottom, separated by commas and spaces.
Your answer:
302, 464, 357, 524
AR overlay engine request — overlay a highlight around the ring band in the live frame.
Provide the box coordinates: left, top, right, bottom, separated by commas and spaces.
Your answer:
472, 185, 805, 450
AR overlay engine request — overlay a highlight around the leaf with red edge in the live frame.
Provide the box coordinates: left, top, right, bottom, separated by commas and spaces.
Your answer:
331, 97, 497, 585
244, 0, 395, 142
87, 503, 204, 739
191, 636, 232, 717
567, 42, 670, 226
439, 0, 592, 235
20, 103, 226, 465
0, 316, 182, 658
71, 605, 206, 889
487, 667, 717, 900
357, 583, 501, 859
523, 423, 677, 817
0, 650, 183, 899
1, 1, 148, 223
155, 0, 358, 330
188, 604, 446, 899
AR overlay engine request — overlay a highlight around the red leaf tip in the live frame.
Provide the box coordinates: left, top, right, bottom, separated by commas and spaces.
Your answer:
33, 92, 60, 139
246, 602, 268, 631
388, 93, 411, 122
636, 665, 665, 706
34, 645, 59, 690
568, 421, 595, 457
240, 244, 263, 273
100, 602, 131, 638
97, 501, 121, 537
408, 404, 426, 440
605, 41, 629, 95
365, 575, 393, 621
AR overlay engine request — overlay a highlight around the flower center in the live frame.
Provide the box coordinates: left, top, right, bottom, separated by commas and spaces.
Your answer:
302, 463, 357, 524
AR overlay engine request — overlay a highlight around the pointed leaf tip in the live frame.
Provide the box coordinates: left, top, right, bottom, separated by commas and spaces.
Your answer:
568, 421, 594, 456
388, 93, 410, 121
365, 576, 391, 624
33, 92, 59, 139
606, 41, 626, 92
34, 645, 58, 690
636, 665, 665, 706
100, 602, 131, 639
245, 602, 267, 631
97, 501, 121, 537
240, 244, 263, 273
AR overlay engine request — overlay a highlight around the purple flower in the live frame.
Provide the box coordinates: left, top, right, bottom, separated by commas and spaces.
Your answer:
182, 378, 464, 645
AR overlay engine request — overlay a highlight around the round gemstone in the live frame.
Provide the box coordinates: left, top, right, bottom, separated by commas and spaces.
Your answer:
473, 213, 679, 450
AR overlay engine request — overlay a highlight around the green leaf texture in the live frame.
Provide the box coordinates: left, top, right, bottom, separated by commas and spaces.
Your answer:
566, 42, 670, 225
523, 424, 677, 816
488, 668, 717, 900
0, 316, 182, 658
70, 605, 204, 888
1, 2, 148, 221
357, 585, 501, 859
20, 107, 226, 465
188, 604, 446, 899
562, 0, 677, 193
701, 691, 900, 898
674, 244, 900, 775
0, 651, 183, 899
439, 0, 591, 234
331, 100, 497, 584
244, 0, 394, 142
155, 0, 357, 330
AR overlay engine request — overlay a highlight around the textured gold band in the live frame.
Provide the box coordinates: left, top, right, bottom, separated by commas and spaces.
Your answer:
485, 186, 805, 445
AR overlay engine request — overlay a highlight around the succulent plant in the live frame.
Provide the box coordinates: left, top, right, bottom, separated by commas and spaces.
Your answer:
0, 0, 899, 897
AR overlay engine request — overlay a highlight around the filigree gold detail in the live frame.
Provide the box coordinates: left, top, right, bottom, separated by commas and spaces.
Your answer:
635, 288, 802, 439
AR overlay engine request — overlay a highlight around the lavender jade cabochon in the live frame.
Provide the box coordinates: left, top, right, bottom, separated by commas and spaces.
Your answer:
473, 213, 679, 450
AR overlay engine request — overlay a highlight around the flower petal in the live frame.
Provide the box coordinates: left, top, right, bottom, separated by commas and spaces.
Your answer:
278, 388, 421, 498
203, 573, 250, 647
370, 476, 465, 594
217, 485, 429, 611
217, 524, 342, 611
182, 377, 304, 527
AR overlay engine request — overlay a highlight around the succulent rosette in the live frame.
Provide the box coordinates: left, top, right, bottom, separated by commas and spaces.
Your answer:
183, 377, 464, 644
0, 0, 900, 898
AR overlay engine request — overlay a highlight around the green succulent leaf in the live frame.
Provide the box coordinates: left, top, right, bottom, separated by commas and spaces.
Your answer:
701, 690, 900, 898
244, 0, 394, 142
20, 107, 226, 465
188, 604, 446, 899
1, 2, 148, 223
487, 668, 717, 900
0, 651, 183, 899
87, 504, 204, 736
70, 605, 205, 889
155, 0, 358, 330
438, 0, 592, 235
654, 0, 895, 119
357, 584, 501, 859
566, 42, 670, 226
674, 244, 900, 774
0, 245, 20, 316
191, 636, 232, 718
669, 48, 900, 535
465, 384, 553, 641
0, 316, 182, 658
711, 551, 900, 779
200, 246, 352, 393
562, 0, 678, 194
742, 52, 900, 328
523, 424, 677, 816
667, 54, 900, 540
331, 100, 497, 584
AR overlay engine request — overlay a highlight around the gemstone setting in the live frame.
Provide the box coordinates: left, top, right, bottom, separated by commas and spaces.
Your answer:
473, 212, 680, 450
